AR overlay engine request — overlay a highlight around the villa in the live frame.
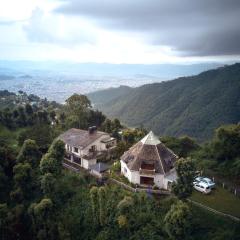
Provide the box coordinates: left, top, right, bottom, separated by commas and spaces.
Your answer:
120, 131, 178, 190
59, 127, 116, 170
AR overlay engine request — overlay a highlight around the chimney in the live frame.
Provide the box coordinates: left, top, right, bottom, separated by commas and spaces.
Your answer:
88, 126, 97, 134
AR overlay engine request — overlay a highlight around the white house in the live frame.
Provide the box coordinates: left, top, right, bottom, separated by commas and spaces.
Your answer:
120, 131, 178, 190
59, 127, 116, 170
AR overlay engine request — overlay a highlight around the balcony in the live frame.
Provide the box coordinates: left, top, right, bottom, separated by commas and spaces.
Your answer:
139, 168, 155, 175
64, 151, 81, 165
139, 163, 155, 175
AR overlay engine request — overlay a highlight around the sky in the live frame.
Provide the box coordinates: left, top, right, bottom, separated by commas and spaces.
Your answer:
0, 0, 240, 64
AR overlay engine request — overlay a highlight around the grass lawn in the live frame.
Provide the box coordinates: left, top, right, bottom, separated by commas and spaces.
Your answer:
190, 186, 240, 218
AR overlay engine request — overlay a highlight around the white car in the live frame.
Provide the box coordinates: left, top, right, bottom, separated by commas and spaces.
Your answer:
201, 177, 215, 189
193, 176, 216, 189
193, 182, 211, 194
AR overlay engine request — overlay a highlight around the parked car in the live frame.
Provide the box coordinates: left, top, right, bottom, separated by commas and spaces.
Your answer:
193, 182, 211, 194
193, 176, 216, 189
201, 177, 215, 189
193, 176, 204, 184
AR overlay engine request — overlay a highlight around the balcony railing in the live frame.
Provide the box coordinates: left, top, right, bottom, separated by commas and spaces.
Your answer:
139, 168, 155, 175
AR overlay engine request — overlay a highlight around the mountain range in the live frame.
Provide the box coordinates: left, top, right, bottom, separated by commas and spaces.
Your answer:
88, 63, 240, 141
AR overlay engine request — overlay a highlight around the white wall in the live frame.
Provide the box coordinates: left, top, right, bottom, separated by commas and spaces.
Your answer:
120, 160, 139, 184
120, 160, 171, 190
65, 134, 114, 157
82, 134, 113, 155
154, 174, 165, 189
82, 158, 97, 169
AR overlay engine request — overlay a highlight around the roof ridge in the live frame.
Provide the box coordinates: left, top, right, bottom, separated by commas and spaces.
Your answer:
140, 131, 161, 145
155, 144, 165, 175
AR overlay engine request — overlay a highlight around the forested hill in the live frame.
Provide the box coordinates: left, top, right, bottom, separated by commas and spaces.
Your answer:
88, 63, 240, 141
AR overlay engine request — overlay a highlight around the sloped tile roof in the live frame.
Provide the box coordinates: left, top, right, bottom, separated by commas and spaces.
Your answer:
121, 131, 178, 174
58, 128, 109, 149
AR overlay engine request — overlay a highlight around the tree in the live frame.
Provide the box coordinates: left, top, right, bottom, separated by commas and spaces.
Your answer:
37, 111, 49, 124
66, 94, 91, 114
98, 186, 107, 226
0, 203, 8, 235
18, 125, 54, 152
101, 119, 112, 133
90, 186, 99, 225
164, 200, 191, 240
117, 196, 133, 215
48, 139, 65, 163
115, 141, 131, 159
16, 106, 27, 127
49, 110, 56, 122
65, 94, 93, 129
212, 124, 240, 162
40, 173, 56, 197
39, 138, 65, 177
25, 104, 33, 116
117, 196, 133, 229
172, 158, 195, 200
29, 198, 55, 240
12, 163, 34, 201
17, 139, 41, 168
40, 154, 60, 176
161, 136, 199, 158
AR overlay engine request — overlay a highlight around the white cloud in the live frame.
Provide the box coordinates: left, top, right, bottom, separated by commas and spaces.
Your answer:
23, 8, 96, 46
0, 0, 239, 63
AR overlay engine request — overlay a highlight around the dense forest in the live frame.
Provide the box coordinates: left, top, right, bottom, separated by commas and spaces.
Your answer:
88, 63, 240, 141
0, 90, 240, 239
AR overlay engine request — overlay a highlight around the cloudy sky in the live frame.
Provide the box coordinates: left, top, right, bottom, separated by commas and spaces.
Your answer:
0, 0, 240, 64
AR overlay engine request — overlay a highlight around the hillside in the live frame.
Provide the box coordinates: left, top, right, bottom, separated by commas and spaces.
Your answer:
89, 63, 240, 141
88, 85, 132, 107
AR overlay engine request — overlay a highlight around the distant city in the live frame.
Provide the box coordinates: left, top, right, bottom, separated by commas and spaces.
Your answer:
0, 61, 224, 102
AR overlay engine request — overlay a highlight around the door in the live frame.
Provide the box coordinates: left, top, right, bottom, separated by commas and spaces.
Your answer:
140, 176, 154, 185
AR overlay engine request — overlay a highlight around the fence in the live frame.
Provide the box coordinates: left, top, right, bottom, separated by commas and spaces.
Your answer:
188, 199, 240, 222
202, 170, 240, 198
109, 178, 171, 195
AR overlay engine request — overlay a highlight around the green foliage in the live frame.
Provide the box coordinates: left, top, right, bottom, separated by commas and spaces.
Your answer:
117, 214, 128, 228
161, 136, 200, 158
33, 198, 53, 219
40, 173, 56, 197
40, 140, 65, 176
65, 94, 91, 129
117, 196, 134, 215
122, 128, 147, 144
17, 139, 41, 168
40, 155, 59, 175
11, 162, 35, 202
172, 158, 196, 200
13, 163, 33, 189
0, 203, 8, 229
111, 161, 121, 173
164, 200, 192, 240
115, 141, 131, 159
90, 186, 99, 225
18, 124, 55, 152
1, 89, 240, 239
98, 186, 107, 226
193, 124, 240, 179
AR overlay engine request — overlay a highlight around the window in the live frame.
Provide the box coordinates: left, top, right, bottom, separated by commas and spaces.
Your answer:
89, 145, 96, 152
74, 147, 78, 153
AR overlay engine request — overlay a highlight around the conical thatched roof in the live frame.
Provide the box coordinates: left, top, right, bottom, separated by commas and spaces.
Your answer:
121, 131, 177, 174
